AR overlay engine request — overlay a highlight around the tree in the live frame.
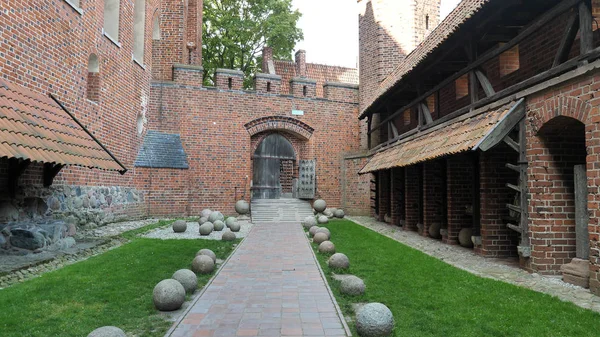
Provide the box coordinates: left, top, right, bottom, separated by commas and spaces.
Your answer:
202, 0, 303, 87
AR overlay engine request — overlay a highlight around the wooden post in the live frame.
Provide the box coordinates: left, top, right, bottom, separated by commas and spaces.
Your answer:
579, 1, 593, 55
518, 119, 530, 250
574, 164, 590, 259
472, 152, 481, 236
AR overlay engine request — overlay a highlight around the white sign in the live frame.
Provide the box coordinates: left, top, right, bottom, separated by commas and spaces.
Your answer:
292, 109, 304, 115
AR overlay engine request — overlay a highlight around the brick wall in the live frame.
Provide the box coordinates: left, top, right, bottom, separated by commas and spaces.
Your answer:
446, 155, 474, 244
377, 170, 391, 222
404, 165, 421, 231
390, 167, 405, 226
423, 160, 445, 237
341, 156, 371, 216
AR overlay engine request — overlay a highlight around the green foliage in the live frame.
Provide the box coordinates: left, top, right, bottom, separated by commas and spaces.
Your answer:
314, 220, 600, 336
0, 236, 237, 336
203, 0, 303, 87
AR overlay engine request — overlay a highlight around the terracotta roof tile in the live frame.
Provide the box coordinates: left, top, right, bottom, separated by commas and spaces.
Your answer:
359, 101, 513, 173
361, 0, 491, 117
0, 80, 126, 172
273, 60, 358, 97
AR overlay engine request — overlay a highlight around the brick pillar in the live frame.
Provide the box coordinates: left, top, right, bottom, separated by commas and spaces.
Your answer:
405, 165, 420, 231
446, 154, 474, 244
390, 167, 405, 226
295, 49, 307, 77
479, 145, 519, 257
423, 160, 444, 238
377, 170, 391, 223
262, 47, 274, 74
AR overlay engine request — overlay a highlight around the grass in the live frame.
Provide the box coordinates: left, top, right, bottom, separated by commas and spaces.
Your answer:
313, 219, 600, 337
0, 220, 238, 337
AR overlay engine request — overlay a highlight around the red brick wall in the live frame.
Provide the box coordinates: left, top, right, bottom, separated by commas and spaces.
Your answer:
390, 167, 405, 226
341, 156, 371, 216
423, 160, 445, 237
404, 165, 421, 231
446, 155, 474, 244
377, 170, 391, 222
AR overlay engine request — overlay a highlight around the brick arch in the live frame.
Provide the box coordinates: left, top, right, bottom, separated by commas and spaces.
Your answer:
244, 116, 314, 140
529, 95, 591, 134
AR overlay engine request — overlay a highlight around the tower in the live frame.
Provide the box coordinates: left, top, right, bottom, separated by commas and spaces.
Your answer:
358, 0, 441, 112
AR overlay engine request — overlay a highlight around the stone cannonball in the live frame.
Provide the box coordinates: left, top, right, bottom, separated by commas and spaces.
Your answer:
229, 221, 241, 232
329, 208, 338, 215
235, 200, 250, 215
458, 228, 474, 248
172, 220, 187, 233
309, 226, 320, 237
208, 211, 224, 223
317, 215, 329, 224
323, 209, 334, 218
201, 209, 212, 218
318, 241, 336, 254
192, 255, 215, 274
222, 231, 236, 241
153, 279, 186, 311
356, 303, 394, 337
313, 232, 329, 245
313, 199, 327, 213
340, 275, 365, 296
316, 227, 331, 239
199, 217, 208, 225
225, 217, 237, 227
428, 222, 442, 239
87, 326, 126, 337
213, 220, 225, 231
199, 222, 214, 236
172, 269, 198, 294
196, 248, 216, 262
303, 216, 317, 229
334, 209, 345, 218
328, 253, 350, 270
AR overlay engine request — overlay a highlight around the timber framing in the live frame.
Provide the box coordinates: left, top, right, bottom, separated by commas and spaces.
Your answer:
366, 0, 585, 136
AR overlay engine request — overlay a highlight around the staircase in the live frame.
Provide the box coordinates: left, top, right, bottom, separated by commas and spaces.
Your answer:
251, 198, 313, 223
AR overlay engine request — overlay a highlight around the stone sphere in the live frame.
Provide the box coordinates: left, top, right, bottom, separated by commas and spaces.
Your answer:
222, 231, 236, 241
208, 211, 224, 223
356, 303, 394, 337
334, 209, 345, 218
323, 209, 334, 218
313, 199, 327, 212
201, 209, 212, 218
153, 279, 186, 311
317, 215, 329, 224
196, 248, 216, 262
192, 255, 215, 274
199, 222, 214, 236
316, 227, 331, 239
328, 253, 350, 270
309, 226, 320, 237
213, 220, 225, 231
459, 228, 474, 248
318, 241, 335, 254
229, 221, 241, 232
329, 208, 338, 215
199, 217, 208, 225
340, 275, 365, 296
225, 217, 237, 227
303, 216, 317, 229
235, 200, 250, 215
428, 223, 442, 239
87, 326, 126, 337
172, 269, 198, 294
172, 220, 187, 233
313, 232, 329, 244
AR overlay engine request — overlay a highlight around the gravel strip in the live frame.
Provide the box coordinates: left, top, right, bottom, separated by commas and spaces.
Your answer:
76, 218, 164, 239
142, 221, 254, 240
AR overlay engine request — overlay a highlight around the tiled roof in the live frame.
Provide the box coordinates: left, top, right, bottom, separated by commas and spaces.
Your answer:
360, 0, 492, 117
134, 131, 189, 169
359, 101, 514, 173
0, 79, 126, 172
273, 60, 359, 97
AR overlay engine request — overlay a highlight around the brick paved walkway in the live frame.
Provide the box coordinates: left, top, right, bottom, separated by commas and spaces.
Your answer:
168, 222, 348, 337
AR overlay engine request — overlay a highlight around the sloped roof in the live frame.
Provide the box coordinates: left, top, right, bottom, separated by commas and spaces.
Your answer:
360, 0, 492, 118
134, 131, 189, 169
360, 101, 515, 173
274, 60, 359, 97
0, 79, 126, 172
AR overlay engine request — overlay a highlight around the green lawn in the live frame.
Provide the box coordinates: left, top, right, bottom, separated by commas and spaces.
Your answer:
314, 220, 600, 337
0, 221, 237, 337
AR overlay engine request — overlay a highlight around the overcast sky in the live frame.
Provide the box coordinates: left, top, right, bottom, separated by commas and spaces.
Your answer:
292, 0, 463, 68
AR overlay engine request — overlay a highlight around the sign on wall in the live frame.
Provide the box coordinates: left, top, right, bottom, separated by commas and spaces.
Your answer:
298, 159, 316, 199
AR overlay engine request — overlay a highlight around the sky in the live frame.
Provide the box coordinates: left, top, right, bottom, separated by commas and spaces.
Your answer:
292, 0, 463, 68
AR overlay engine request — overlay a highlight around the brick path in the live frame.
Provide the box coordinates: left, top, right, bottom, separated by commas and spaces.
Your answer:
168, 222, 348, 337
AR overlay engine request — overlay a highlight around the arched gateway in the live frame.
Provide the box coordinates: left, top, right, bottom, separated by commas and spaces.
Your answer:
252, 134, 297, 199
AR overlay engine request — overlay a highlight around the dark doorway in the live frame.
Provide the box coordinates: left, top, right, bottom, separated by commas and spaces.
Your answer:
252, 134, 296, 199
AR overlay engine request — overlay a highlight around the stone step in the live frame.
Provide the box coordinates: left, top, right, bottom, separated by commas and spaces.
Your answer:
251, 198, 313, 223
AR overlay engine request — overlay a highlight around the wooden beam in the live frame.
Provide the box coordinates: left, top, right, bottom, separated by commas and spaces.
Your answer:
420, 103, 433, 124
43, 163, 64, 187
517, 118, 529, 248
506, 203, 522, 213
475, 98, 525, 151
390, 122, 399, 138
506, 183, 520, 192
503, 135, 520, 152
506, 163, 520, 172
553, 10, 579, 67
579, 1, 593, 55
364, 0, 582, 124
507, 223, 525, 233
475, 69, 495, 97
7, 158, 30, 197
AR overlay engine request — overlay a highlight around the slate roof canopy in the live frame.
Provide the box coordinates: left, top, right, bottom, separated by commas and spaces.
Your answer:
135, 131, 189, 169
